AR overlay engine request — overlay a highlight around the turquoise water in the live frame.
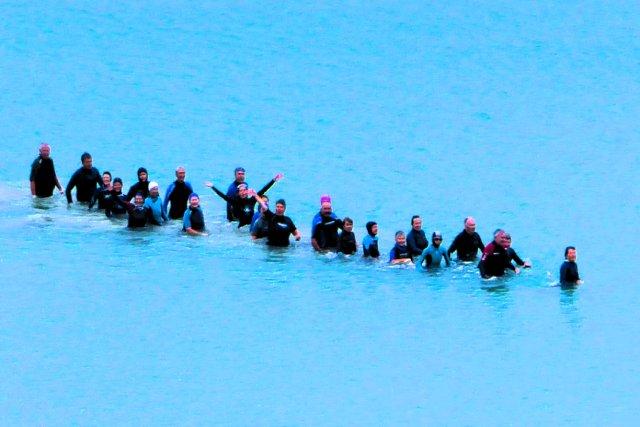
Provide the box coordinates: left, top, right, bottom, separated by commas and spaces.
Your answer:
1, 1, 639, 424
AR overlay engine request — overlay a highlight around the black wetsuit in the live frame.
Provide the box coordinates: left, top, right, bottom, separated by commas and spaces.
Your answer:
337, 230, 357, 255
210, 180, 275, 227
224, 179, 276, 221
406, 229, 428, 258
125, 180, 150, 201
251, 216, 270, 239
559, 261, 580, 287
389, 244, 411, 262
362, 235, 380, 258
89, 187, 112, 210
264, 210, 297, 247
114, 198, 148, 228
478, 241, 514, 278
66, 167, 102, 203
312, 215, 344, 250
104, 191, 127, 217
506, 247, 527, 268
29, 156, 59, 197
184, 206, 205, 232
165, 180, 193, 219
448, 231, 485, 261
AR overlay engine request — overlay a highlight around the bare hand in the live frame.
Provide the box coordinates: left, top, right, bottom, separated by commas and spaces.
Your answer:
204, 181, 213, 188
274, 173, 284, 182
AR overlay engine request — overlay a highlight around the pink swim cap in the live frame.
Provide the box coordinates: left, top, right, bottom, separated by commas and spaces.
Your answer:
320, 194, 331, 204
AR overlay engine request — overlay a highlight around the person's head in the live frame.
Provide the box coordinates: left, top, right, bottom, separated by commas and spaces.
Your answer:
260, 195, 270, 213
39, 143, 51, 158
81, 152, 92, 169
411, 215, 422, 231
275, 199, 286, 215
464, 216, 476, 234
493, 229, 507, 246
432, 231, 443, 247
102, 171, 112, 187
343, 217, 353, 232
320, 194, 331, 205
366, 221, 378, 236
175, 166, 186, 182
234, 167, 246, 182
320, 201, 332, 216
189, 193, 200, 208
395, 230, 406, 245
134, 192, 144, 205
137, 167, 148, 182
149, 181, 159, 197
565, 246, 577, 262
237, 183, 248, 198
113, 177, 123, 193
503, 233, 512, 249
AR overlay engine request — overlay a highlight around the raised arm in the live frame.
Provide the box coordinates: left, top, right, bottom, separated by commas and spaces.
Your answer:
205, 181, 230, 202
256, 173, 284, 196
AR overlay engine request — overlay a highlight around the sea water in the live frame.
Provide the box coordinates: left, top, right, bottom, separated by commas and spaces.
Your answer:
1, 1, 639, 425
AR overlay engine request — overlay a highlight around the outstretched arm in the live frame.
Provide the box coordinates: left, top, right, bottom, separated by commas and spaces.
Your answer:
256, 173, 284, 196
204, 181, 230, 202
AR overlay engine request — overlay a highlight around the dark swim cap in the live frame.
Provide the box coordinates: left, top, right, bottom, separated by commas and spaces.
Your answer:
234, 167, 245, 173
135, 191, 143, 197
113, 177, 123, 185
189, 192, 199, 200
366, 221, 377, 236
276, 199, 286, 207
137, 167, 148, 176
80, 152, 91, 162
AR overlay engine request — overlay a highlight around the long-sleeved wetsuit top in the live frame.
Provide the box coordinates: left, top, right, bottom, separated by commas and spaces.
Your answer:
211, 180, 275, 227
104, 191, 127, 217
144, 196, 167, 225
66, 167, 102, 203
251, 215, 269, 239
311, 211, 338, 235
389, 244, 411, 262
559, 261, 580, 286
183, 206, 205, 231
114, 198, 149, 228
447, 230, 485, 261
312, 215, 344, 250
163, 180, 194, 220
263, 210, 297, 247
478, 241, 514, 278
406, 229, 427, 258
506, 247, 526, 267
125, 180, 150, 202
362, 235, 380, 258
224, 179, 276, 221
89, 187, 112, 210
416, 245, 451, 268
337, 231, 357, 255
30, 156, 59, 197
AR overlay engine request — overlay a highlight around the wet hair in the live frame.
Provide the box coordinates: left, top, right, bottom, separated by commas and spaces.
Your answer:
395, 230, 405, 238
102, 171, 112, 178
137, 167, 148, 176
411, 215, 421, 226
135, 192, 144, 198
344, 217, 353, 225
80, 152, 92, 162
366, 221, 377, 236
276, 199, 286, 207
564, 246, 576, 257
113, 177, 123, 185
493, 228, 504, 237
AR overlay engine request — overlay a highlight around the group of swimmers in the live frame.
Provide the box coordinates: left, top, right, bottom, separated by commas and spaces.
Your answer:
29, 144, 582, 287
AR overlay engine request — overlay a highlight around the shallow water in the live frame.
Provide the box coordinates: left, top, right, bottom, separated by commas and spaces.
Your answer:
1, 1, 639, 424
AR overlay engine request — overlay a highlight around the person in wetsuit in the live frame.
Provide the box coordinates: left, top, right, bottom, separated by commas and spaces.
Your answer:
362, 221, 380, 259
104, 178, 128, 218
224, 167, 247, 221
311, 198, 343, 251
29, 143, 63, 198
448, 216, 485, 261
337, 217, 357, 255
66, 152, 103, 204
250, 195, 270, 240
560, 246, 582, 287
163, 166, 194, 220
478, 229, 515, 279
114, 192, 149, 228
183, 193, 207, 236
389, 231, 413, 265
254, 194, 301, 247
143, 182, 167, 225
311, 194, 338, 235
125, 167, 150, 201
416, 231, 451, 269
503, 233, 531, 271
88, 171, 113, 210
406, 215, 427, 259
205, 173, 282, 228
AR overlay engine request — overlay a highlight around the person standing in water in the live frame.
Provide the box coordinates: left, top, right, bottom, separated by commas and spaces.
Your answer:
104, 177, 128, 218
66, 152, 103, 204
448, 216, 485, 261
503, 233, 531, 270
163, 166, 194, 220
311, 196, 343, 252
416, 231, 451, 269
88, 171, 113, 210
29, 143, 64, 198
337, 217, 357, 255
125, 167, 150, 201
389, 231, 413, 265
406, 215, 427, 259
559, 246, 582, 287
254, 193, 301, 246
144, 182, 168, 225
362, 221, 380, 259
183, 193, 207, 236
